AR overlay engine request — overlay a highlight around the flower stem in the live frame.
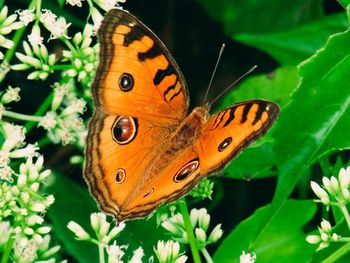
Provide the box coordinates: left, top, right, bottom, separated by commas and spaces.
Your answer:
321, 241, 350, 263
52, 65, 73, 70
35, 0, 42, 18
3, 110, 42, 122
98, 244, 105, 263
25, 91, 53, 133
1, 235, 14, 263
201, 247, 213, 263
340, 205, 350, 230
178, 200, 202, 263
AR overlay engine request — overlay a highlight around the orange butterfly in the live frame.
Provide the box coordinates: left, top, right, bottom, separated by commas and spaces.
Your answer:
84, 8, 279, 221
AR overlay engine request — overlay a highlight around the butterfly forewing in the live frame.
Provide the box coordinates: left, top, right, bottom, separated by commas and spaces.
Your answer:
92, 8, 189, 125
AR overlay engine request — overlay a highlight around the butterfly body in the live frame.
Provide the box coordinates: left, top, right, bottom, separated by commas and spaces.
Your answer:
84, 8, 279, 221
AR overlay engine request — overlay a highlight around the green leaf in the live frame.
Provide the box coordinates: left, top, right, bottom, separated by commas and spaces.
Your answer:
272, 28, 350, 215
234, 13, 348, 65
213, 199, 317, 263
197, 0, 323, 35
219, 67, 298, 179
338, 0, 350, 8
316, 109, 350, 158
220, 67, 299, 107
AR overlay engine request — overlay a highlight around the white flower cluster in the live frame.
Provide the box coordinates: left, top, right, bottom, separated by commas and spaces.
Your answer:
68, 212, 144, 262
311, 167, 350, 206
39, 9, 71, 40
13, 39, 57, 80
0, 85, 21, 118
240, 251, 256, 263
307, 166, 350, 251
62, 24, 99, 86
38, 80, 87, 145
0, 121, 59, 262
162, 208, 223, 247
66, 0, 126, 33
154, 240, 188, 263
0, 6, 23, 60
306, 219, 339, 251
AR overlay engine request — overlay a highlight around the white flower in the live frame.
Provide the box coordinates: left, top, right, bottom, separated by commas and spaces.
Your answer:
60, 98, 86, 116
306, 235, 321, 244
0, 150, 10, 165
197, 208, 210, 231
47, 17, 71, 40
320, 219, 332, 233
52, 82, 71, 111
240, 251, 256, 263
0, 221, 11, 245
105, 221, 126, 242
1, 123, 26, 151
90, 7, 103, 32
40, 10, 57, 27
94, 0, 118, 11
67, 221, 90, 240
129, 247, 144, 263
10, 144, 39, 159
208, 224, 223, 243
1, 86, 21, 104
0, 34, 14, 49
310, 181, 330, 204
107, 241, 125, 263
66, 0, 85, 7
154, 240, 187, 263
39, 112, 57, 130
13, 237, 38, 263
16, 9, 35, 26
339, 167, 350, 189
195, 228, 206, 243
28, 25, 43, 46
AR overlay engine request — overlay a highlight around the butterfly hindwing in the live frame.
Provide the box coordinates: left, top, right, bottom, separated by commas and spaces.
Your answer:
195, 100, 279, 174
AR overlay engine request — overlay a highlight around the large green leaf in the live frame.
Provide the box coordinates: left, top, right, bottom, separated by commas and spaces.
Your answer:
219, 67, 298, 179
197, 0, 323, 35
234, 13, 348, 65
272, 28, 350, 207
213, 200, 317, 263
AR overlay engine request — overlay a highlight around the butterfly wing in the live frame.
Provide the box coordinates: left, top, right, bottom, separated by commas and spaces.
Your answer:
195, 100, 279, 174
85, 9, 190, 220
115, 101, 279, 220
92, 8, 189, 123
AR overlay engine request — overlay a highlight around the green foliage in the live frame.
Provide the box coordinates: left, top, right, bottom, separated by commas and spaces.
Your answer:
235, 13, 348, 65
197, 0, 323, 35
213, 200, 317, 262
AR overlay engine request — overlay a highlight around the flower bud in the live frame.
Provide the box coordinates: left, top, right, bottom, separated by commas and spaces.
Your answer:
67, 221, 90, 240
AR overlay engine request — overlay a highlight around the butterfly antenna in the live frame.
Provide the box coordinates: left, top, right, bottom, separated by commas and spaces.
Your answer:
209, 65, 258, 107
203, 43, 226, 105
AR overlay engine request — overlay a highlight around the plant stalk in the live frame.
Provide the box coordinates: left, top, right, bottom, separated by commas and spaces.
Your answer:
322, 241, 350, 263
179, 200, 202, 263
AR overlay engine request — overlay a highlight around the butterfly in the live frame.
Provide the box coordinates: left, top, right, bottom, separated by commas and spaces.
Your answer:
84, 8, 279, 221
